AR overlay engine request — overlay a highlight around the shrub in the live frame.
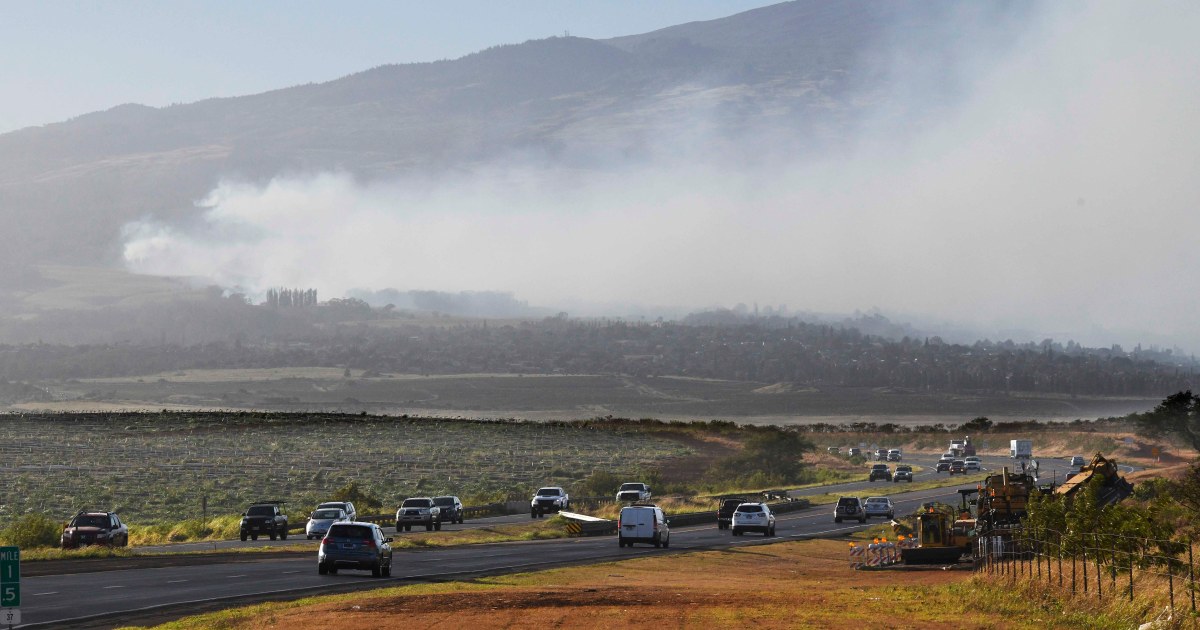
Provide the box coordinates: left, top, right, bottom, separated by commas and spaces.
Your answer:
1, 513, 62, 549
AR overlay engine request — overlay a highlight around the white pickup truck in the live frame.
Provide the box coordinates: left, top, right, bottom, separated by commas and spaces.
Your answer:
615, 482, 652, 502
531, 486, 569, 518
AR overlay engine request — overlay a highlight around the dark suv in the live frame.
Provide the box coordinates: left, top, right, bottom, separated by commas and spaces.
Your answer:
240, 503, 289, 541
868, 463, 892, 482
834, 497, 866, 523
62, 511, 128, 549
318, 522, 392, 577
433, 496, 464, 524
716, 497, 746, 530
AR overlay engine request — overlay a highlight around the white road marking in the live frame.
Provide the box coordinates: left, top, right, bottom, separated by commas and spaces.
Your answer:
226, 574, 247, 578
282, 570, 300, 574
166, 579, 188, 584
32, 591, 58, 596
103, 585, 125, 589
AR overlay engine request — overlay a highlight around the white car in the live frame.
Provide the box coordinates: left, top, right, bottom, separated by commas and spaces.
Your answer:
618, 504, 670, 548
316, 501, 357, 523
306, 508, 349, 540
731, 502, 776, 536
964, 460, 981, 472
615, 482, 652, 502
531, 486, 569, 517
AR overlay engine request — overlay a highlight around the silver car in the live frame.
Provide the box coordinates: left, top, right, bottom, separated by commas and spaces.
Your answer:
395, 497, 441, 531
863, 497, 894, 519
306, 508, 349, 540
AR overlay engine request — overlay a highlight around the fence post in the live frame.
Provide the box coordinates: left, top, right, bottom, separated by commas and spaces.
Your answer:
1190, 537, 1196, 614
1058, 548, 1063, 589
1128, 551, 1134, 603
1169, 563, 1174, 613
1083, 551, 1088, 595
1096, 553, 1102, 599
1072, 553, 1077, 595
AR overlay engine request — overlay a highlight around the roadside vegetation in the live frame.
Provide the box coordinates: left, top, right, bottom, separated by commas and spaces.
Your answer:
118, 538, 1117, 630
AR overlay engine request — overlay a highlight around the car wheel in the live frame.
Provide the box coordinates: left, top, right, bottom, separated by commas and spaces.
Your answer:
251, 534, 258, 541
318, 563, 328, 575
241, 533, 247, 541
270, 533, 277, 541
531, 510, 538, 519
859, 517, 866, 523
372, 562, 382, 578
307, 535, 313, 540
435, 521, 442, 531
663, 534, 670, 548
329, 566, 337, 575
280, 530, 287, 540
383, 562, 391, 577
653, 535, 662, 548
395, 522, 402, 533
834, 517, 842, 523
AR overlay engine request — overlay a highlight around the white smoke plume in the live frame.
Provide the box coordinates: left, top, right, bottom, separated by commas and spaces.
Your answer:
123, 2, 1200, 350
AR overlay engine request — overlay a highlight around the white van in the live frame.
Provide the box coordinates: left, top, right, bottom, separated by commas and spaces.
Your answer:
617, 504, 670, 548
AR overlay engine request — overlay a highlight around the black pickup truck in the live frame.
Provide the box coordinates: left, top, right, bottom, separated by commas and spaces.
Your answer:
717, 497, 746, 530
240, 503, 288, 541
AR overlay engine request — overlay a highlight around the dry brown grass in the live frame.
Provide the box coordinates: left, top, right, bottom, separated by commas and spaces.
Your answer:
127, 539, 1098, 630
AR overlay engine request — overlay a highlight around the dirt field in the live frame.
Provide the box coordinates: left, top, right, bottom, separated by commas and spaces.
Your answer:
133, 539, 1081, 630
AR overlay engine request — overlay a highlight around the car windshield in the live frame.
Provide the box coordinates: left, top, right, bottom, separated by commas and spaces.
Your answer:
872, 464, 887, 469
312, 509, 343, 519
897, 466, 911, 471
318, 503, 347, 511
247, 506, 275, 516
433, 497, 455, 506
402, 499, 432, 508
537, 488, 561, 496
619, 484, 643, 491
736, 504, 763, 512
71, 514, 108, 528
328, 525, 373, 539
866, 498, 888, 504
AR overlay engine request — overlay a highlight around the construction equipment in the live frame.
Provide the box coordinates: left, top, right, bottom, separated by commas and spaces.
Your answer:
899, 491, 977, 565
976, 467, 1043, 531
1054, 453, 1134, 506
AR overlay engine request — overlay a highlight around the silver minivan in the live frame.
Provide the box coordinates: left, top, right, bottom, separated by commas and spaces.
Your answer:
618, 504, 670, 548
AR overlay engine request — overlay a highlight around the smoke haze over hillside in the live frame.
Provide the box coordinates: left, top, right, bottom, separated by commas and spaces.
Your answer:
122, 2, 1200, 350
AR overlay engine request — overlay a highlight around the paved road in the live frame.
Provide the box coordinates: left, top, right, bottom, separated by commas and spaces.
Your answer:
136, 451, 1103, 555
20, 482, 979, 629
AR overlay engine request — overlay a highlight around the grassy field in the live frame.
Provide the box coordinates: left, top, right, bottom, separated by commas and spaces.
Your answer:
121, 538, 1135, 630
0, 412, 692, 524
10, 369, 1160, 424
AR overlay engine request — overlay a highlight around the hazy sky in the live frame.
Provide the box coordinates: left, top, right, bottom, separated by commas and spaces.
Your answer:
118, 1, 1200, 352
0, 0, 772, 133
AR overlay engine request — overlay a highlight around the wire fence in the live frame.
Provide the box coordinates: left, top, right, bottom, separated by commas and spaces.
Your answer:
978, 526, 1198, 616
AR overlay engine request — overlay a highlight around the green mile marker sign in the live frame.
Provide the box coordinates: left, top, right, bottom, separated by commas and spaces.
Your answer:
0, 546, 18, 608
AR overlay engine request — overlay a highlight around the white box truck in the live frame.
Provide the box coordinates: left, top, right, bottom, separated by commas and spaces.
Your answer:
1010, 439, 1032, 459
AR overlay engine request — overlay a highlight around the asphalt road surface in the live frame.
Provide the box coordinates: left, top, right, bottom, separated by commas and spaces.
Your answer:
22, 452, 1127, 628
22, 481, 982, 629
